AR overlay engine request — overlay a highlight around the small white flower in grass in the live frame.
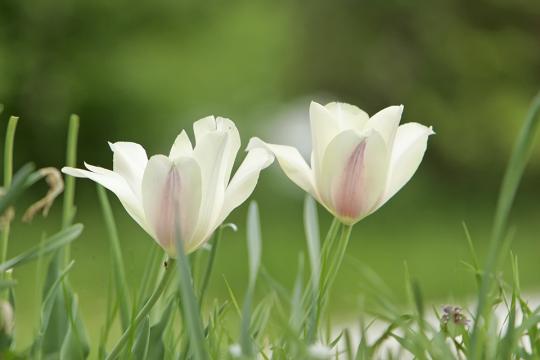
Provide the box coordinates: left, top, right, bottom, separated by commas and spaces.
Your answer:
62, 116, 273, 256
249, 101, 434, 225
308, 343, 334, 359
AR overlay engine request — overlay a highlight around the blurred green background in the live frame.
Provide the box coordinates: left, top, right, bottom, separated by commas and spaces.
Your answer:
1, 0, 540, 351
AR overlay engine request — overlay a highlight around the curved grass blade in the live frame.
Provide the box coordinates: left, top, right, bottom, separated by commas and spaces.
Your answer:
0, 224, 83, 273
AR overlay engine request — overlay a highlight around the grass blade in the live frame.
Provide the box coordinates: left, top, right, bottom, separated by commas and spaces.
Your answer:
174, 221, 209, 360
240, 201, 263, 357
97, 185, 131, 330
0, 224, 83, 273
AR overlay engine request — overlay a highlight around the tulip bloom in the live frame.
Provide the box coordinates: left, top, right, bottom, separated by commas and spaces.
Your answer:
249, 101, 433, 225
62, 117, 273, 256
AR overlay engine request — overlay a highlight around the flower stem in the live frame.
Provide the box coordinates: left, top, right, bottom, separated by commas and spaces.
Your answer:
198, 227, 223, 308
61, 115, 79, 265
1, 116, 19, 268
316, 221, 353, 332
105, 259, 176, 360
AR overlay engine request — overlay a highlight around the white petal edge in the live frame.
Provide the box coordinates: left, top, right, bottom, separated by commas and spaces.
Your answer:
108, 141, 148, 199
62, 165, 148, 233
376, 123, 434, 209
169, 130, 193, 160
365, 105, 403, 149
217, 147, 274, 226
324, 102, 369, 133
248, 137, 317, 197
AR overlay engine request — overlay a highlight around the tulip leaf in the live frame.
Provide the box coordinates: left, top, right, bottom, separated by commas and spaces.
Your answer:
145, 298, 175, 360
131, 317, 150, 360
60, 291, 90, 360
33, 261, 74, 354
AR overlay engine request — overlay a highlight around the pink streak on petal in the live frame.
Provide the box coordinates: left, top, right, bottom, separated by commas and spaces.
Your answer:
335, 140, 367, 220
155, 167, 181, 250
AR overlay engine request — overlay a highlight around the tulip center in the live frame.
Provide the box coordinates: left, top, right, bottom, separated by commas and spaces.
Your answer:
335, 140, 366, 221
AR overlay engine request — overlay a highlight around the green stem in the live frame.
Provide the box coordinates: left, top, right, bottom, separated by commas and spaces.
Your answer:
1, 116, 19, 267
61, 115, 79, 264
313, 218, 351, 338
105, 259, 176, 360
198, 227, 222, 308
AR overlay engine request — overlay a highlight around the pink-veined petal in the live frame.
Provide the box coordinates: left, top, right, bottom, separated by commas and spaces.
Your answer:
321, 130, 388, 224
141, 155, 202, 256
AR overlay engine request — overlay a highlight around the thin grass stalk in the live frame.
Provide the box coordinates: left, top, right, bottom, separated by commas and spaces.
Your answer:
61, 115, 79, 264
198, 227, 223, 308
97, 185, 131, 330
470, 91, 540, 359
105, 259, 175, 360
1, 116, 19, 269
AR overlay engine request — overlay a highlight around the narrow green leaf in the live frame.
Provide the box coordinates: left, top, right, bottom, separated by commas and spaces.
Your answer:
247, 202, 262, 286
131, 317, 150, 360
146, 299, 175, 360
0, 163, 35, 216
304, 196, 321, 342
97, 185, 131, 330
60, 292, 90, 360
240, 201, 263, 357
0, 224, 83, 273
174, 220, 209, 360
33, 260, 74, 358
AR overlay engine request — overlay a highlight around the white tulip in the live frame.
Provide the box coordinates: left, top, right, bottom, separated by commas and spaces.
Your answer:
62, 116, 273, 256
249, 101, 434, 225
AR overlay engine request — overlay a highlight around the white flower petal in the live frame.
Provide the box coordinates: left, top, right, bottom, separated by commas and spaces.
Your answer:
325, 102, 369, 133
377, 123, 434, 208
366, 105, 403, 148
169, 130, 193, 160
217, 147, 274, 226
62, 165, 147, 232
321, 129, 388, 223
193, 116, 240, 185
108, 141, 148, 198
309, 101, 341, 175
141, 155, 202, 256
192, 131, 229, 246
248, 137, 316, 196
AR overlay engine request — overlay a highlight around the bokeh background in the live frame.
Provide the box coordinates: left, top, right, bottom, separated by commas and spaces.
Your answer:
1, 0, 540, 351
